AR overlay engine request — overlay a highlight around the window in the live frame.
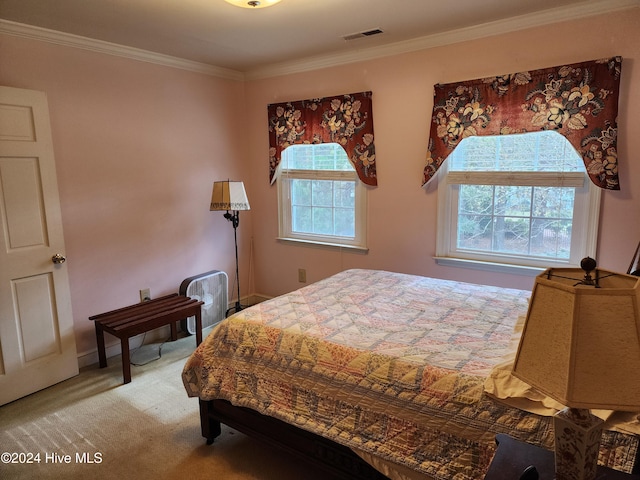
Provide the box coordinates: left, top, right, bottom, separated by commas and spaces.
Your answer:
277, 143, 367, 250
436, 131, 600, 273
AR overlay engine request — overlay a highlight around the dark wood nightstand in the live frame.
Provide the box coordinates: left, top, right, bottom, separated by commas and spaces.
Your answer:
484, 434, 640, 480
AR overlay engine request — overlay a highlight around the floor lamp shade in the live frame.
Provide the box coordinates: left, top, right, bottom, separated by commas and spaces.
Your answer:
513, 266, 640, 411
210, 181, 250, 212
209, 180, 250, 315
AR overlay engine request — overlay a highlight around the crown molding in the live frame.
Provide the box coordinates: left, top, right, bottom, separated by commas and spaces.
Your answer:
244, 0, 639, 80
0, 19, 245, 81
1, 0, 637, 82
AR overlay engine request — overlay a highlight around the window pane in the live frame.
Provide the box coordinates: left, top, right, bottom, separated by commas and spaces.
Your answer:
531, 219, 571, 259
459, 185, 493, 215
335, 208, 355, 237
494, 186, 532, 216
291, 179, 311, 206
313, 146, 334, 170
457, 176, 575, 260
498, 135, 537, 170
312, 180, 333, 207
286, 146, 313, 169
458, 214, 493, 250
454, 136, 498, 170
292, 205, 312, 232
532, 187, 575, 218
289, 178, 357, 239
312, 207, 333, 235
496, 217, 530, 254
334, 181, 355, 208
450, 131, 583, 172
283, 143, 352, 170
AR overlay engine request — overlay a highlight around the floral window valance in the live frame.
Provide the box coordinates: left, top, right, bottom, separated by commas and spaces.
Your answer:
423, 57, 622, 190
268, 91, 377, 186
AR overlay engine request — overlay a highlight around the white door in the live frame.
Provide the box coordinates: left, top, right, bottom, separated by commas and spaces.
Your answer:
0, 85, 78, 406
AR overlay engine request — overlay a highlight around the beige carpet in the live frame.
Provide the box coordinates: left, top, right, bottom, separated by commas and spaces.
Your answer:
0, 332, 339, 480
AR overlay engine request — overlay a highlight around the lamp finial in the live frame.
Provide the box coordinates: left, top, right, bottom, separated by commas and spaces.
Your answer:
577, 257, 598, 286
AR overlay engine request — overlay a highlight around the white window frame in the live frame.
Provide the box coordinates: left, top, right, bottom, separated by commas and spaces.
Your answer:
276, 145, 368, 251
435, 136, 601, 275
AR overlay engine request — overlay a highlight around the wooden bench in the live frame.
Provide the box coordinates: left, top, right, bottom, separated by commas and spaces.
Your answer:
90, 294, 204, 384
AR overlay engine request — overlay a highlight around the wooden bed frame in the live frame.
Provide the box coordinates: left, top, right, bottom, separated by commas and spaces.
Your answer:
199, 399, 390, 480
199, 399, 640, 478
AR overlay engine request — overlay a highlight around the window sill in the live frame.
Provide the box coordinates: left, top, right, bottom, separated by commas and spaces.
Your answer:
277, 237, 369, 253
434, 256, 545, 276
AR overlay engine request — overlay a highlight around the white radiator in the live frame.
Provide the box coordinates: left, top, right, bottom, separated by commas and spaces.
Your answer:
179, 270, 228, 335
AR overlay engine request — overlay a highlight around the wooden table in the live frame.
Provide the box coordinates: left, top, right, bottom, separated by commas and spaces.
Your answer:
90, 294, 204, 384
484, 434, 640, 480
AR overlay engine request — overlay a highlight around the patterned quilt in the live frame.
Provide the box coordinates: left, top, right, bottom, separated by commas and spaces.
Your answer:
182, 269, 638, 479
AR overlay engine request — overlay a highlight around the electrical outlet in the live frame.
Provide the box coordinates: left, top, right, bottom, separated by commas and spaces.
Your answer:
140, 288, 151, 302
298, 268, 306, 283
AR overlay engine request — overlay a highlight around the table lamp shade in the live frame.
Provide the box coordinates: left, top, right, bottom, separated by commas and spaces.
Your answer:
512, 267, 640, 412
210, 180, 250, 211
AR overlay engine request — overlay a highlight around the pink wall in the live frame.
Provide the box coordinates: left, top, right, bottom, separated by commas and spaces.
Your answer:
244, 8, 640, 297
0, 35, 252, 357
1, 6, 639, 362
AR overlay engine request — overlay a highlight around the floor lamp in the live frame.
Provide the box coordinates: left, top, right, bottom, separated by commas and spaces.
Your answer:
210, 180, 250, 316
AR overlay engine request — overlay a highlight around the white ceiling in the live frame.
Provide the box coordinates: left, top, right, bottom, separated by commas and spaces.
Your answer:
0, 0, 637, 78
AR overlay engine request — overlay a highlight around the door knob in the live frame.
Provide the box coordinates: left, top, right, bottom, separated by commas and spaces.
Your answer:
52, 253, 66, 264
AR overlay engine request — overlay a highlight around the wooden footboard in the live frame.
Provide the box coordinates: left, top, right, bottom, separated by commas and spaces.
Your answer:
199, 399, 389, 480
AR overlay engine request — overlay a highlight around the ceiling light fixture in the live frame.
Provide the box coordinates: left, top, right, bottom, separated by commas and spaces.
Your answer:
224, 0, 282, 8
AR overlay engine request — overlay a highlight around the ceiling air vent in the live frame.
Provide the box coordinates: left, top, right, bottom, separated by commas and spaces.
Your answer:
343, 28, 384, 41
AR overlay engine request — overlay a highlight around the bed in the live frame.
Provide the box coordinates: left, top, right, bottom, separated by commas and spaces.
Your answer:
182, 269, 640, 479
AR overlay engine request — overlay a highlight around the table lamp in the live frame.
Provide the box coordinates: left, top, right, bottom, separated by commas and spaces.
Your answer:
512, 258, 640, 480
210, 180, 250, 315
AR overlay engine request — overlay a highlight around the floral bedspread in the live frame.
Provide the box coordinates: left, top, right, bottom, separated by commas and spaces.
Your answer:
182, 269, 638, 479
